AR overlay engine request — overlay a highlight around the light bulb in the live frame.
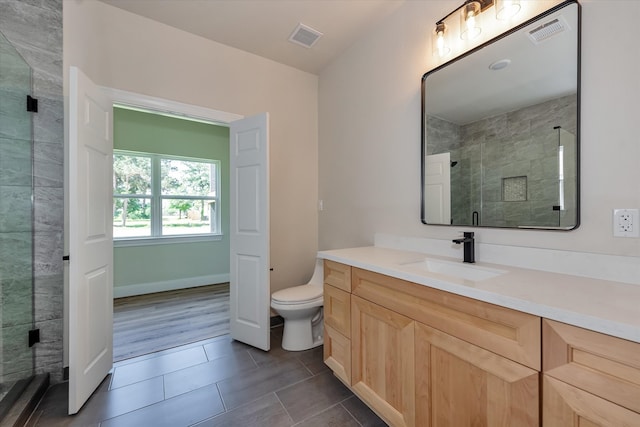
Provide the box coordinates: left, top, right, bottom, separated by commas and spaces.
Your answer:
433, 22, 450, 57
460, 2, 481, 40
466, 14, 476, 32
496, 0, 521, 20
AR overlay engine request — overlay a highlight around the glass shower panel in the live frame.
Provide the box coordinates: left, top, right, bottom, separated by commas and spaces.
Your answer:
450, 143, 481, 226
558, 128, 577, 229
0, 30, 35, 405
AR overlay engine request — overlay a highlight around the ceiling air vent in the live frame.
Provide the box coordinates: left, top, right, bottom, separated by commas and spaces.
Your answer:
527, 15, 569, 45
288, 23, 323, 48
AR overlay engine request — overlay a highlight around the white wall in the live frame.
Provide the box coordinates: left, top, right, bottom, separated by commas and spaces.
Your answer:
318, 0, 640, 260
63, 0, 319, 292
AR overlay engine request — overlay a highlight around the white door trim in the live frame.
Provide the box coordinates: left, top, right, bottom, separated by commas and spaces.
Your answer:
101, 87, 244, 125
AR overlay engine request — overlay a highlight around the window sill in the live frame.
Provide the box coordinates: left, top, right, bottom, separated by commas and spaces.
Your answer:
114, 234, 223, 247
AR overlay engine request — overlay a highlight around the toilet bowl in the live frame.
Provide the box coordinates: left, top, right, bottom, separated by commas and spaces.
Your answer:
271, 259, 324, 351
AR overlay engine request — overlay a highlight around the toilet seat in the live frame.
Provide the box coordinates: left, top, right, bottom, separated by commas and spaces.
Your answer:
271, 285, 323, 305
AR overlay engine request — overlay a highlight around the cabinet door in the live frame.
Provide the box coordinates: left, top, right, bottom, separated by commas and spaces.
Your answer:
352, 296, 415, 427
415, 322, 539, 427
324, 324, 351, 385
543, 375, 640, 426
324, 284, 350, 338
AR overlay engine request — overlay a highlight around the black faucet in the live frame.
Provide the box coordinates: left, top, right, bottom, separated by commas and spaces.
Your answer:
452, 232, 475, 263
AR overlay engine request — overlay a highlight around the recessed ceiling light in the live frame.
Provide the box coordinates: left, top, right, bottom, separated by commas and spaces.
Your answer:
489, 59, 511, 70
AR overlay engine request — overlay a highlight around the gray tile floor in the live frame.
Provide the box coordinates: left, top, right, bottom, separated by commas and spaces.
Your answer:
26, 327, 388, 426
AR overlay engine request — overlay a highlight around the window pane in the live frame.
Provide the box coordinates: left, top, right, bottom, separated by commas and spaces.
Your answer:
161, 159, 213, 196
114, 154, 151, 195
161, 198, 213, 235
113, 197, 151, 238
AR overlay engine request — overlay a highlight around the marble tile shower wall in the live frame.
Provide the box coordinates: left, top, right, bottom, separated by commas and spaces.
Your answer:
0, 29, 35, 383
463, 94, 577, 227
0, 0, 64, 382
427, 94, 577, 227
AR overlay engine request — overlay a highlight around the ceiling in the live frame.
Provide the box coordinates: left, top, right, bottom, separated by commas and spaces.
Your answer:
98, 0, 404, 75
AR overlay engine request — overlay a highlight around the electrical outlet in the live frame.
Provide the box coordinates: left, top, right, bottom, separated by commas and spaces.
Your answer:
613, 209, 640, 237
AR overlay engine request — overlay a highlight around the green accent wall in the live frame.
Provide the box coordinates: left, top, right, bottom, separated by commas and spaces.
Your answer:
113, 107, 230, 295
114, 107, 229, 157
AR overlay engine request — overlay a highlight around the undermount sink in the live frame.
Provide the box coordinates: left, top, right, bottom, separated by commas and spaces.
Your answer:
401, 258, 507, 281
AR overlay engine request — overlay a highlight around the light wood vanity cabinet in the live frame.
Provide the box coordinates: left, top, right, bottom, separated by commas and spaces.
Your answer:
323, 261, 540, 426
322, 260, 640, 427
542, 319, 640, 426
350, 267, 540, 427
323, 260, 352, 385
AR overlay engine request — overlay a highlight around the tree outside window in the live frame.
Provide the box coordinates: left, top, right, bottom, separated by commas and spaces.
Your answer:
114, 151, 220, 239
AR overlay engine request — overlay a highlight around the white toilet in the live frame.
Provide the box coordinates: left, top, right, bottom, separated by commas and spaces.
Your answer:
270, 259, 324, 351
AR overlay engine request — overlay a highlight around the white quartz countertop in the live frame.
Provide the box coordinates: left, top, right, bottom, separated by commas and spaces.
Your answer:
318, 246, 640, 344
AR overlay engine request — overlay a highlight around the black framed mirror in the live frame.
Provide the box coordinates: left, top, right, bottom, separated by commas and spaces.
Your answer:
421, 0, 580, 229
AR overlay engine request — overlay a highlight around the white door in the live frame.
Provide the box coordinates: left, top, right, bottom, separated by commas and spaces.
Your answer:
68, 67, 114, 414
425, 152, 451, 224
229, 113, 270, 351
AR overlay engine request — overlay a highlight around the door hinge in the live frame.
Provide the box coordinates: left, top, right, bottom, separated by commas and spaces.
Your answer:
63, 255, 70, 261
26, 95, 38, 113
29, 328, 40, 347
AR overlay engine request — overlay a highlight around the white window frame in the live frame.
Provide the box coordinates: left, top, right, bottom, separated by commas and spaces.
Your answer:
113, 150, 222, 246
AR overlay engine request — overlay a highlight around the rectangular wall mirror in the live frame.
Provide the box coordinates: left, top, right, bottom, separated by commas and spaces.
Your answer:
421, 0, 580, 229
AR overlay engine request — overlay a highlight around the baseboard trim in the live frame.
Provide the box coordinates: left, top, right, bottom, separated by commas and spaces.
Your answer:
114, 274, 230, 298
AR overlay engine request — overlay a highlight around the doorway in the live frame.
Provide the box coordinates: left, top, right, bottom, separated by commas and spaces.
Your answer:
110, 103, 232, 362
68, 72, 271, 413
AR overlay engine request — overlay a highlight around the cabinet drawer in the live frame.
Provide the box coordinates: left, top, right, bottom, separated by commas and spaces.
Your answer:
543, 319, 640, 413
324, 260, 351, 292
352, 267, 541, 370
324, 284, 351, 338
543, 375, 640, 426
324, 324, 351, 385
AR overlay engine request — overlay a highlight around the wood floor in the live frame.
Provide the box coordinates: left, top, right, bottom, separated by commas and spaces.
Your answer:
113, 284, 230, 362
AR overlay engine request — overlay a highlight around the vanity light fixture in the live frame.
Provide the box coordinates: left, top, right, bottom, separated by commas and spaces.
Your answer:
432, 0, 521, 56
